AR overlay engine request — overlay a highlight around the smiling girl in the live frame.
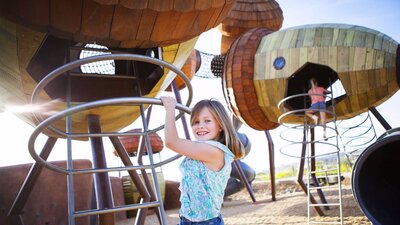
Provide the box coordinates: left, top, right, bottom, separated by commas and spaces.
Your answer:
161, 96, 243, 225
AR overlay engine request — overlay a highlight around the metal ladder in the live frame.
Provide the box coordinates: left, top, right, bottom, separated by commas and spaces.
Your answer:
278, 92, 343, 225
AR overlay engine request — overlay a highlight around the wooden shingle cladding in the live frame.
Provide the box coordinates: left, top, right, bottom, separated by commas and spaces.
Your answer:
223, 28, 279, 130
223, 24, 399, 128
0, 0, 236, 48
219, 0, 283, 54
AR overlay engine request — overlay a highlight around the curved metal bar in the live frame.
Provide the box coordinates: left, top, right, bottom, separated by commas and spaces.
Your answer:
31, 53, 193, 137
279, 124, 338, 144
28, 97, 190, 174
277, 92, 332, 111
279, 140, 340, 159
277, 93, 334, 125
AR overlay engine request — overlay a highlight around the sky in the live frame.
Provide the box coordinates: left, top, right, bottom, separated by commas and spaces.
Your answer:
1, 0, 400, 181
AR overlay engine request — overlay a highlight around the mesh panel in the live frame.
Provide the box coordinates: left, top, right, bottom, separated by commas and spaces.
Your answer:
195, 51, 224, 79
79, 44, 115, 74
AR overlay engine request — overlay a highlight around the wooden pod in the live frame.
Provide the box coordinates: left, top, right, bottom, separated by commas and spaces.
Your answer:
0, 17, 196, 140
166, 49, 201, 91
116, 129, 164, 157
0, 0, 236, 48
254, 24, 400, 123
223, 28, 280, 130
219, 0, 283, 54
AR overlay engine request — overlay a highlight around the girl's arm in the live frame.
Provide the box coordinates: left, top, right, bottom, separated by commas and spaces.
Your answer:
161, 97, 224, 169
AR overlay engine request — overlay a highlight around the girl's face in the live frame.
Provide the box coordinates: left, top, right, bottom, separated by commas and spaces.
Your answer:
191, 107, 222, 141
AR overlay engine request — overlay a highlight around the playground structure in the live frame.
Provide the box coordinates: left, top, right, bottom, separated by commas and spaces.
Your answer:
0, 1, 400, 225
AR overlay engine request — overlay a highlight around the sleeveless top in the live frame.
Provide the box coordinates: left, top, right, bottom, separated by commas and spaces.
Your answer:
179, 140, 234, 221
308, 86, 326, 104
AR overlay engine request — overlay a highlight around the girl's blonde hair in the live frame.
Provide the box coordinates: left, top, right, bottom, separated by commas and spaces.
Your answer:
190, 99, 244, 159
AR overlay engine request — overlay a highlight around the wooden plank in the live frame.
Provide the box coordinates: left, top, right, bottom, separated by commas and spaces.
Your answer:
343, 29, 355, 46
279, 29, 295, 49
368, 69, 378, 89
120, 0, 148, 9
18, 0, 49, 27
50, 0, 82, 34
353, 47, 367, 71
321, 27, 333, 46
349, 70, 358, 97
373, 33, 384, 50
313, 27, 323, 47
174, 0, 195, 11
171, 10, 198, 40
374, 50, 385, 69
195, 0, 213, 10
110, 5, 141, 41
364, 48, 375, 70
135, 9, 157, 41
352, 30, 366, 47
212, 0, 226, 8
307, 47, 318, 63
318, 46, 329, 66
302, 27, 316, 47
339, 72, 352, 95
356, 71, 369, 93
357, 90, 369, 110
337, 46, 349, 72
298, 47, 308, 69
149, 0, 174, 11
205, 7, 223, 31
81, 1, 113, 38
151, 11, 180, 42
335, 28, 347, 46
288, 29, 299, 48
289, 48, 300, 76
328, 47, 338, 70
364, 32, 375, 48
295, 28, 306, 48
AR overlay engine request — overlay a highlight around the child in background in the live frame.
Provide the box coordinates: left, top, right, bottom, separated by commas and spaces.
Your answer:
161, 96, 243, 225
306, 77, 331, 140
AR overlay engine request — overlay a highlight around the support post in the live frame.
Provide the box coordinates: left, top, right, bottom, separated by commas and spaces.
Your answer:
8, 137, 58, 224
87, 115, 115, 225
265, 130, 276, 201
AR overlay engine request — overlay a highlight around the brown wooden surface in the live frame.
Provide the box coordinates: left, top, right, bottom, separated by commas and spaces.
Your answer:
0, 160, 124, 225
116, 129, 164, 156
219, 0, 283, 53
252, 24, 399, 124
166, 50, 200, 91
0, 0, 236, 48
223, 27, 280, 130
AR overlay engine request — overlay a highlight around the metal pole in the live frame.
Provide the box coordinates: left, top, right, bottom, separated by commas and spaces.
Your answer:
87, 115, 115, 225
265, 130, 276, 201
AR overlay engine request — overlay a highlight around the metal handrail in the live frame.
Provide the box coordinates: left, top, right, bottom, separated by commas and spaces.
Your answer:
31, 53, 193, 137
28, 97, 191, 174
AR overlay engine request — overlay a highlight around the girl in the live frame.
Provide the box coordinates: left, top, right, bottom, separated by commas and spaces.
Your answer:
306, 77, 331, 140
161, 96, 243, 225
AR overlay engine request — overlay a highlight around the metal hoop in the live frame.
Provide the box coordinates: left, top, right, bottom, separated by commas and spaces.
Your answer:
29, 97, 191, 174
31, 53, 193, 136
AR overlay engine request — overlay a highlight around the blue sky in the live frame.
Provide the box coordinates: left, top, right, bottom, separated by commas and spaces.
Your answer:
1, 0, 400, 180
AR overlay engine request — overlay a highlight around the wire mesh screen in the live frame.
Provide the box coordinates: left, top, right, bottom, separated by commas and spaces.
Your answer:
195, 51, 224, 79
79, 44, 115, 75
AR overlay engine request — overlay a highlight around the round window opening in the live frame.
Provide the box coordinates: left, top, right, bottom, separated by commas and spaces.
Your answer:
273, 56, 286, 70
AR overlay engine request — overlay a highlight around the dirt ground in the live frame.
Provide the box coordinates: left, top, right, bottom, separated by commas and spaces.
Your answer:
117, 177, 371, 225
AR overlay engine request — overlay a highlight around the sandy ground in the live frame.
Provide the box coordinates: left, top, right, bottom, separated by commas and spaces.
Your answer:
117, 177, 371, 225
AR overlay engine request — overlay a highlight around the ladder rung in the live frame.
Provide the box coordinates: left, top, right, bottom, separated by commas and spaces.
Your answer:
309, 203, 341, 207
309, 221, 342, 224
308, 168, 339, 174
309, 184, 340, 190
74, 201, 161, 217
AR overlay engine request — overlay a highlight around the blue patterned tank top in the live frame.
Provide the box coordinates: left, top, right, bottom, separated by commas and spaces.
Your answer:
179, 140, 234, 222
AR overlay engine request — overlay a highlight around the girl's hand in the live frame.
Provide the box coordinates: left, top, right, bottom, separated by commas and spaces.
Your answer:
160, 96, 176, 111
